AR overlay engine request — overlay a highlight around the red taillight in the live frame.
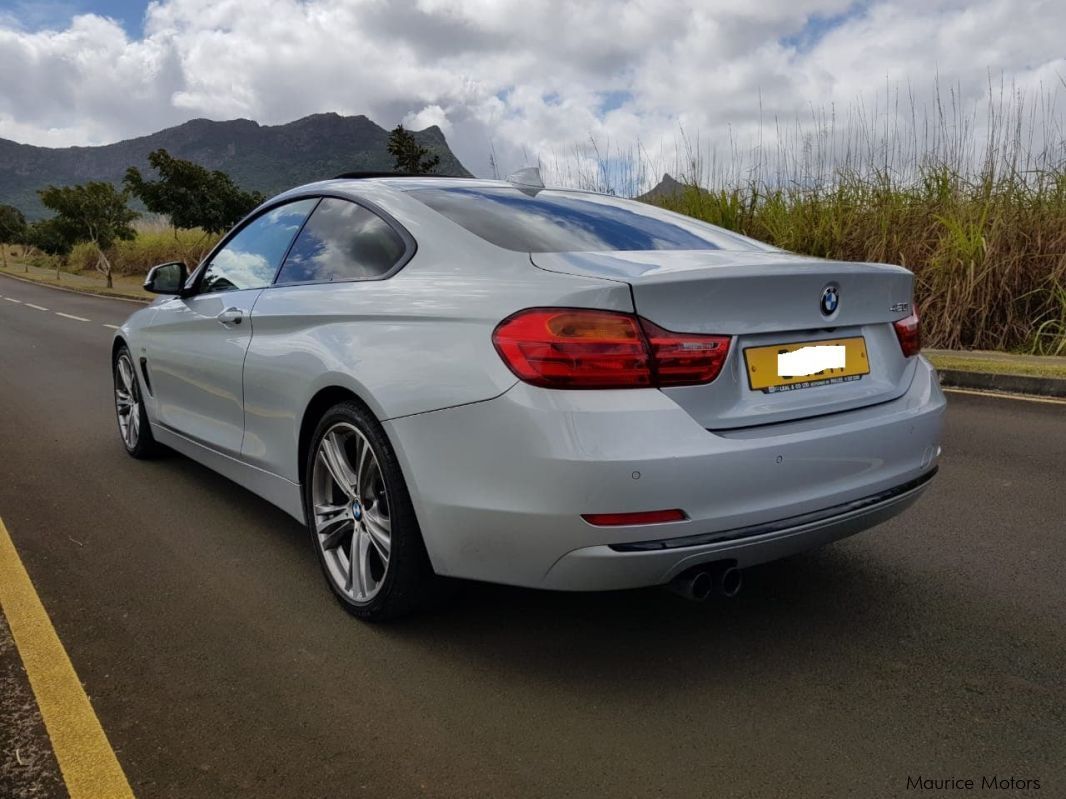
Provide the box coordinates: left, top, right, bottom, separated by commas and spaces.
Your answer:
893, 310, 921, 357
492, 308, 730, 389
582, 509, 687, 526
491, 309, 651, 388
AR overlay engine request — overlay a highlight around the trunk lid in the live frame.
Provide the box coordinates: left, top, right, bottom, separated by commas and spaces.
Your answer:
531, 250, 917, 429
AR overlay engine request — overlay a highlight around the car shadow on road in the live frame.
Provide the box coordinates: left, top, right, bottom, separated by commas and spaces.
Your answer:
141, 450, 1064, 723
381, 543, 919, 692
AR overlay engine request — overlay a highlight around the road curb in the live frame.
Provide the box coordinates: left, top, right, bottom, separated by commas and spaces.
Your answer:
938, 368, 1066, 398
0, 271, 151, 305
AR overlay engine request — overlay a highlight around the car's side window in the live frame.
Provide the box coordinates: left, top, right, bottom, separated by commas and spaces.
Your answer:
274, 198, 407, 285
199, 199, 318, 294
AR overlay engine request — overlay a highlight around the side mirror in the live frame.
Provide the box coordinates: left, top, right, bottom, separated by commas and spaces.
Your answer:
144, 261, 188, 295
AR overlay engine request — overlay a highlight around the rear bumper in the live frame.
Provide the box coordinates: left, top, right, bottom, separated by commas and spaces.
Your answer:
384, 356, 945, 590
543, 467, 935, 590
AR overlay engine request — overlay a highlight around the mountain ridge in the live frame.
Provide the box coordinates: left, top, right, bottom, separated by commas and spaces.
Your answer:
636, 173, 686, 202
0, 113, 473, 218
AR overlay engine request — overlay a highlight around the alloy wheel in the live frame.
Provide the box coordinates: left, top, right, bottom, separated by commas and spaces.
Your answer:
114, 353, 141, 450
311, 423, 392, 602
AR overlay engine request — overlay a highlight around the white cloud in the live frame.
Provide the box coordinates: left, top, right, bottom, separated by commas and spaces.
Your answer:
404, 104, 452, 134
0, 0, 1063, 186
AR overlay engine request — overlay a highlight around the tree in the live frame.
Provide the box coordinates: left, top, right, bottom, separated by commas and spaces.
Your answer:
25, 218, 76, 279
387, 125, 440, 175
124, 149, 264, 263
0, 204, 27, 270
38, 182, 139, 288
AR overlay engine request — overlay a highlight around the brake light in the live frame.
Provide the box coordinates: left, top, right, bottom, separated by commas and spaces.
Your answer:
639, 318, 731, 387
893, 310, 921, 357
492, 308, 731, 389
491, 309, 651, 388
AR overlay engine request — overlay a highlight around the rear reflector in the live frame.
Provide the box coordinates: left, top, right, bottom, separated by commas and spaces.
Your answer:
581, 509, 687, 526
893, 310, 921, 357
492, 308, 730, 389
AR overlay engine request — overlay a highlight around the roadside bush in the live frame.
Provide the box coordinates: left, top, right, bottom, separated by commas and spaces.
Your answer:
650, 171, 1066, 354
68, 225, 220, 276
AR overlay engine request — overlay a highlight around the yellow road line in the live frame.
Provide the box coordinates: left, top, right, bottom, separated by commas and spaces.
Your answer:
0, 517, 135, 799
942, 386, 1066, 405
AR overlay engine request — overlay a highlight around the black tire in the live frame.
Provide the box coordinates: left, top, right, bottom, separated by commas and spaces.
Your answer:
113, 345, 162, 459
303, 400, 439, 621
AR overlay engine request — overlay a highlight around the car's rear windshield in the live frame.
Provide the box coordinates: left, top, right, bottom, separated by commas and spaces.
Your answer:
405, 186, 763, 253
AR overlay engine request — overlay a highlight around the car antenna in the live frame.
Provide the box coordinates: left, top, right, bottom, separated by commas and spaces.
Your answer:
505, 166, 545, 196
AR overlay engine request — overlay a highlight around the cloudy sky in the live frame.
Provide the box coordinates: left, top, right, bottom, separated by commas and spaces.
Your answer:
0, 0, 1063, 183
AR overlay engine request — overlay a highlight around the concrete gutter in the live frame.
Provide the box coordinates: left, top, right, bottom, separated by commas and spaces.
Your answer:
926, 349, 1066, 398
937, 369, 1066, 398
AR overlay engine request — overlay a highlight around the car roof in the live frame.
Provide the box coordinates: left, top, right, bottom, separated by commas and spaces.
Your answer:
260, 175, 502, 208
266, 175, 632, 219
338, 176, 514, 191
269, 176, 521, 203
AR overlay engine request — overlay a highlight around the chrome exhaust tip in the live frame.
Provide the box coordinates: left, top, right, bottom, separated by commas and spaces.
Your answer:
714, 564, 743, 598
667, 568, 714, 602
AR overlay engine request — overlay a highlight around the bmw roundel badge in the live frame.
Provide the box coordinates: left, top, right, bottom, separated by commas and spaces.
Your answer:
820, 286, 839, 316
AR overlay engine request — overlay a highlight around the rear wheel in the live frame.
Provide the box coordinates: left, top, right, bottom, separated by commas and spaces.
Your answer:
113, 346, 160, 459
304, 400, 438, 621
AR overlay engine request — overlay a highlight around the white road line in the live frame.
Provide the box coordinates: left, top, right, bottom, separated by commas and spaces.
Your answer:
25, 303, 49, 311
4, 297, 21, 303
102, 324, 120, 330
943, 387, 1066, 405
54, 312, 90, 322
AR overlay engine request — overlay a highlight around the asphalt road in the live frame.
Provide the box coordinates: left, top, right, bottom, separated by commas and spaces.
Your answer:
0, 273, 1063, 798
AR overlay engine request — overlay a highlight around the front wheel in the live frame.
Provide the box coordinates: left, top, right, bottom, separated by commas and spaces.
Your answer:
113, 346, 161, 459
304, 400, 439, 621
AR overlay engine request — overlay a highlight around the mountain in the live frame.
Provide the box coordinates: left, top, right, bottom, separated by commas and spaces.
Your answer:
0, 113, 473, 219
636, 173, 686, 202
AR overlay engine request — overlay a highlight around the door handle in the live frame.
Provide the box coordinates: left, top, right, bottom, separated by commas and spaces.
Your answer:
217, 307, 244, 326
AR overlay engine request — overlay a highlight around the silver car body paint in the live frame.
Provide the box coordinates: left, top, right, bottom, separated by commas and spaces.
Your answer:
115, 177, 945, 590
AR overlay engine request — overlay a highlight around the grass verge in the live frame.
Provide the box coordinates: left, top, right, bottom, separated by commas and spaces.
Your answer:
0, 262, 152, 302
926, 353, 1066, 380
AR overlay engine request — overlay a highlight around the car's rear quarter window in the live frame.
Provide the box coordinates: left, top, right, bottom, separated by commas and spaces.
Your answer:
275, 198, 407, 284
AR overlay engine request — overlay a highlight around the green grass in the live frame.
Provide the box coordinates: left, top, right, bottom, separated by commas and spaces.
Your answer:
66, 224, 220, 276
647, 174, 1066, 356
926, 353, 1066, 379
1, 223, 219, 300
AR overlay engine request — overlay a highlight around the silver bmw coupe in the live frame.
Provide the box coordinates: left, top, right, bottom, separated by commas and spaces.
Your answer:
113, 172, 945, 620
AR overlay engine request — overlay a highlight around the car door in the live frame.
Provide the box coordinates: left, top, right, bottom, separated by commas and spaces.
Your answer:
240, 197, 413, 479
143, 198, 318, 456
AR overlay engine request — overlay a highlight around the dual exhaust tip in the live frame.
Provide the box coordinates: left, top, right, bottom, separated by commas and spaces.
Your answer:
668, 562, 742, 602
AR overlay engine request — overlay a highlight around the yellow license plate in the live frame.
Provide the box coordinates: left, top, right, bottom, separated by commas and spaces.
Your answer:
744, 337, 869, 393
